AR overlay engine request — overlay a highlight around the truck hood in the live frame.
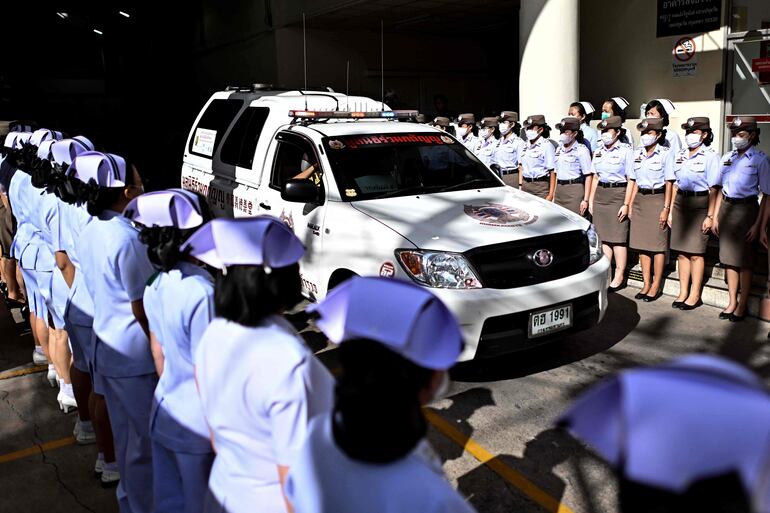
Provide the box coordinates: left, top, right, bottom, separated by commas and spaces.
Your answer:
350, 186, 590, 252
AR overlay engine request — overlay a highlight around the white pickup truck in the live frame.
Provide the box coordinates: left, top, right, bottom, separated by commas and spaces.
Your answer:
181, 86, 609, 361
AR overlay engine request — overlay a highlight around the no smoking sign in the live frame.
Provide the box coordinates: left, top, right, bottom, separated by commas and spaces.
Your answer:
672, 36, 698, 77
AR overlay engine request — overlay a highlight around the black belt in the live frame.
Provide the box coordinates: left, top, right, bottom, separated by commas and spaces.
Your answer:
557, 178, 585, 185
500, 168, 518, 176
638, 187, 666, 195
680, 190, 709, 197
523, 176, 549, 183
723, 195, 757, 204
599, 181, 627, 188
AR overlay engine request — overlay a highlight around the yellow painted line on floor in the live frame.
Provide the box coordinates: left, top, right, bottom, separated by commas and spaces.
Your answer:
0, 365, 46, 380
424, 409, 576, 513
0, 436, 76, 464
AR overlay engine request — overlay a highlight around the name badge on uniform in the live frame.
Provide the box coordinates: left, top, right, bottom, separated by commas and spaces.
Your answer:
723, 160, 732, 166
675, 158, 683, 164
594, 151, 602, 158
634, 157, 642, 163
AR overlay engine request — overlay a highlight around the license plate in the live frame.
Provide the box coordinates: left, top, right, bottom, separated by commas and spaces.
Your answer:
528, 304, 572, 338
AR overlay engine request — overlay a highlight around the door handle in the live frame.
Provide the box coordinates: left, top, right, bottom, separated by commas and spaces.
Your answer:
259, 202, 271, 210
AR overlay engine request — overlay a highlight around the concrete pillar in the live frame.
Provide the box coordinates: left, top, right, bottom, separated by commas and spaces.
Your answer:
519, 0, 579, 130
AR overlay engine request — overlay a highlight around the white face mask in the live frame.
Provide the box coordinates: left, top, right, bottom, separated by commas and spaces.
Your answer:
685, 133, 703, 149
457, 126, 469, 138
640, 133, 658, 147
732, 136, 750, 151
480, 128, 492, 140
525, 129, 539, 142
601, 131, 617, 146
559, 133, 574, 146
499, 123, 512, 136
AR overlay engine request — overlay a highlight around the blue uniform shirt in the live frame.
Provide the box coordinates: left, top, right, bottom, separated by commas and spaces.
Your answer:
195, 316, 334, 513
665, 130, 682, 154
629, 145, 676, 189
591, 141, 635, 183
458, 133, 479, 153
78, 211, 156, 377
520, 137, 556, 179
715, 147, 770, 199
145, 261, 214, 452
493, 136, 526, 171
674, 147, 720, 193
555, 142, 592, 180
58, 203, 95, 325
474, 137, 498, 167
286, 413, 477, 513
582, 123, 599, 153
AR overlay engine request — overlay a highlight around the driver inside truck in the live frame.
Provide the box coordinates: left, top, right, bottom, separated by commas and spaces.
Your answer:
293, 153, 322, 187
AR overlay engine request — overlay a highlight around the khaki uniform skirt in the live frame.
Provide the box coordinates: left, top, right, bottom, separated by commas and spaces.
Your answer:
630, 192, 669, 252
555, 183, 585, 214
501, 171, 519, 189
718, 199, 759, 268
593, 185, 629, 244
670, 194, 709, 255
0, 199, 14, 258
522, 179, 550, 199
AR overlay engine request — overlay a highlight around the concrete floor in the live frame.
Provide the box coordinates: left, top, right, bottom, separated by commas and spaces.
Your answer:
1, 288, 768, 513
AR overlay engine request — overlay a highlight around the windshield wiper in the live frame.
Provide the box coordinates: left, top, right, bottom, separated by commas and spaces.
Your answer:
436, 178, 500, 193
375, 185, 441, 199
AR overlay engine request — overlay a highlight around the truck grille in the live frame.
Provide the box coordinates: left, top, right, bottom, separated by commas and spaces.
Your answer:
464, 230, 590, 289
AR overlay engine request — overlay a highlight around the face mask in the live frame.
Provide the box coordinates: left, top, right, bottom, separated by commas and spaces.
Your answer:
685, 133, 703, 149
480, 128, 492, 139
525, 129, 539, 141
601, 131, 617, 146
601, 112, 610, 120
640, 133, 658, 147
499, 123, 512, 136
431, 372, 451, 402
457, 126, 469, 138
559, 133, 574, 146
732, 136, 750, 151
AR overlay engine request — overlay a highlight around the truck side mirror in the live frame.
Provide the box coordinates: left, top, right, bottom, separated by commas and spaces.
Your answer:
281, 179, 319, 204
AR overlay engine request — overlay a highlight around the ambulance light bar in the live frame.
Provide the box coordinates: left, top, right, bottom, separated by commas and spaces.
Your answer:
289, 110, 418, 120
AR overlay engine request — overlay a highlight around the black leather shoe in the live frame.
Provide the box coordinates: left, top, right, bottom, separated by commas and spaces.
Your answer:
634, 292, 647, 300
642, 291, 663, 303
671, 300, 685, 309
679, 300, 703, 311
608, 283, 626, 293
719, 311, 732, 320
729, 313, 747, 322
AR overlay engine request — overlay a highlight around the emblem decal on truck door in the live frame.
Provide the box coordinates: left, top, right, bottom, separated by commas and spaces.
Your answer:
463, 203, 538, 228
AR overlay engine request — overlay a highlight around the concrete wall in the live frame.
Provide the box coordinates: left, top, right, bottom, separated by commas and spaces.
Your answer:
579, 0, 728, 148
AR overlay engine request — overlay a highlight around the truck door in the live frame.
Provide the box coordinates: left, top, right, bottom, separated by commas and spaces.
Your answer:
258, 131, 326, 300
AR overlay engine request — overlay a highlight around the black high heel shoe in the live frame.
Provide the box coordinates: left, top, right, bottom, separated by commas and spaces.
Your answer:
642, 290, 663, 303
608, 278, 628, 293
634, 291, 649, 300
671, 300, 686, 309
679, 299, 703, 311
728, 312, 747, 322
719, 311, 733, 320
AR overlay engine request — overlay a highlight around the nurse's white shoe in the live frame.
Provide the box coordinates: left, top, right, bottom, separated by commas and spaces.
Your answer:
73, 420, 96, 445
100, 464, 120, 488
46, 365, 58, 388
57, 390, 77, 414
32, 350, 48, 366
94, 453, 104, 477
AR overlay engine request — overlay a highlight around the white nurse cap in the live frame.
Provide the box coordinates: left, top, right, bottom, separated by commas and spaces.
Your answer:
611, 97, 629, 110
578, 102, 595, 115
69, 151, 127, 188
124, 189, 205, 230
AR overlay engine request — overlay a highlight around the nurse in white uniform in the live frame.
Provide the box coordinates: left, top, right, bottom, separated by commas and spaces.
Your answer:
286, 276, 476, 513
126, 189, 214, 513
185, 217, 334, 513
644, 99, 682, 153
75, 152, 154, 513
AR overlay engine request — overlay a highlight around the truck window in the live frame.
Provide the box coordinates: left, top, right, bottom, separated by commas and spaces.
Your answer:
270, 136, 323, 190
220, 107, 270, 168
188, 98, 243, 158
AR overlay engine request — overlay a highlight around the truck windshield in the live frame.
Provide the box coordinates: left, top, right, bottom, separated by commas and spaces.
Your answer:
322, 132, 501, 201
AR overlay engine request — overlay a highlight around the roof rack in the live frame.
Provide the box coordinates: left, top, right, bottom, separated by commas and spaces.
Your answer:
225, 83, 277, 92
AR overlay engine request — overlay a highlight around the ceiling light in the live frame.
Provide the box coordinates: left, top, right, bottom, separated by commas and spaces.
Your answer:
119, 11, 130, 18
93, 29, 103, 35
56, 12, 69, 19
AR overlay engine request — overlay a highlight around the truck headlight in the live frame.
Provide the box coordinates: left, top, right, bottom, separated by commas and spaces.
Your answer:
587, 225, 603, 265
396, 250, 482, 289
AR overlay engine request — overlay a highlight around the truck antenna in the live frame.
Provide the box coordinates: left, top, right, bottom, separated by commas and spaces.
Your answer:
346, 60, 350, 111
380, 20, 384, 111
303, 12, 308, 110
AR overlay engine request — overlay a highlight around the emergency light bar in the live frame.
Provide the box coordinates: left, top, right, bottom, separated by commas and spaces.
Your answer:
289, 110, 418, 120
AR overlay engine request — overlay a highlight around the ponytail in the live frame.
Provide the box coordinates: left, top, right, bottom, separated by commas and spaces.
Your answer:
333, 340, 433, 464
139, 226, 190, 272
576, 129, 585, 145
